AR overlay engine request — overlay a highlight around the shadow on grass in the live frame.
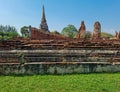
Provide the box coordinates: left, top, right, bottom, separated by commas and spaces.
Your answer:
0, 72, 120, 77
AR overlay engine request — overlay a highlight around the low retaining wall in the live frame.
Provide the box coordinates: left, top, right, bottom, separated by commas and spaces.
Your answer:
0, 62, 120, 75
0, 50, 120, 63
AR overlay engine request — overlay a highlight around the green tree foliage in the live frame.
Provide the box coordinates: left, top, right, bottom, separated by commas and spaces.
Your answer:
101, 32, 113, 38
85, 31, 92, 39
51, 30, 61, 35
61, 25, 78, 38
0, 25, 19, 40
20, 26, 29, 38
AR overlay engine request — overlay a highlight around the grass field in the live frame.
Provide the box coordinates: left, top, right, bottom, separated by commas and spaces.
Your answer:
0, 73, 120, 92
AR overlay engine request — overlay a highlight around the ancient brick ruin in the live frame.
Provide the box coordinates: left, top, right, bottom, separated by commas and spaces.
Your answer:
0, 6, 120, 75
74, 21, 86, 39
39, 5, 49, 32
115, 31, 120, 40
0, 6, 120, 65
92, 21, 101, 40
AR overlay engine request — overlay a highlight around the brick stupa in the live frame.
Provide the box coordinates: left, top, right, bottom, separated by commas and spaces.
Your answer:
39, 5, 49, 32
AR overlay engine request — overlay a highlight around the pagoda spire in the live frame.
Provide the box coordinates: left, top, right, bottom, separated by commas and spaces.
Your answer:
41, 5, 46, 23
39, 5, 49, 32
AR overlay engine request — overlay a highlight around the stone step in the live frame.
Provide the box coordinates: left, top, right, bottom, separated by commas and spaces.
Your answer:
24, 57, 62, 62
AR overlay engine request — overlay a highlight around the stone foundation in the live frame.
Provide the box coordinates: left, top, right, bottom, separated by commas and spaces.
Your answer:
0, 62, 120, 75
0, 49, 120, 75
0, 50, 120, 63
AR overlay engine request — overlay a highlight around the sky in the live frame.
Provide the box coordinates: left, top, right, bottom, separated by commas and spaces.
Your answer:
0, 0, 120, 34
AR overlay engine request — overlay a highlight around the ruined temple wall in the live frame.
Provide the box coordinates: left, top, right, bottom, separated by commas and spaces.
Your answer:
0, 49, 120, 75
0, 49, 120, 63
0, 63, 120, 75
30, 29, 68, 40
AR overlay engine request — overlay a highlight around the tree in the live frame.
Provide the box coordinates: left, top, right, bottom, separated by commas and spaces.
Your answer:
20, 26, 29, 38
51, 30, 61, 35
85, 31, 92, 39
0, 25, 19, 40
101, 32, 113, 38
61, 24, 78, 38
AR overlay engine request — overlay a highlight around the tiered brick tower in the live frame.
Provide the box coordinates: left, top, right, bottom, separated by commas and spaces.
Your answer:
39, 5, 49, 32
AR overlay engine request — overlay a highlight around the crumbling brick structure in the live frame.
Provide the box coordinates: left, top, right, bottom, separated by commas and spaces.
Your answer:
74, 21, 86, 39
92, 21, 101, 40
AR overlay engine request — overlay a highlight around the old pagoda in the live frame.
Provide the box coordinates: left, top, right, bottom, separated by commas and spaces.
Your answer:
39, 5, 49, 32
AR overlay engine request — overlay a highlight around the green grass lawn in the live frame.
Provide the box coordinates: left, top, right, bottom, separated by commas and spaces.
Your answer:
0, 73, 120, 92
